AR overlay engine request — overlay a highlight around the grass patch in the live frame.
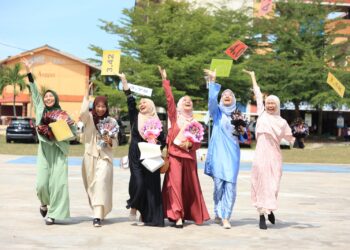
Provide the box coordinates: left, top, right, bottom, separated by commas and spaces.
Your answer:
1, 135, 349, 164
0, 135, 129, 157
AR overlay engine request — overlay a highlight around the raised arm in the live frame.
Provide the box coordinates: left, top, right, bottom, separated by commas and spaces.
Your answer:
243, 69, 264, 116
21, 58, 44, 125
204, 69, 220, 120
80, 79, 93, 124
117, 73, 138, 127
158, 66, 177, 125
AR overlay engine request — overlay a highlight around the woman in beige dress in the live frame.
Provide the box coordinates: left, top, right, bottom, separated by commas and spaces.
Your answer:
80, 81, 117, 227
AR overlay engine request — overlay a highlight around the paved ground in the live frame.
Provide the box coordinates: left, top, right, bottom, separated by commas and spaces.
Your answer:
1, 154, 350, 250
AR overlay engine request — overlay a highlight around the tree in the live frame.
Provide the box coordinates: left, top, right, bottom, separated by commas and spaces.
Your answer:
247, 0, 350, 134
90, 0, 255, 110
0, 63, 27, 117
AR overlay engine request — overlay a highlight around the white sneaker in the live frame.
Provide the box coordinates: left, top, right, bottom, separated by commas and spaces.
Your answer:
136, 215, 144, 226
222, 219, 231, 229
129, 209, 137, 221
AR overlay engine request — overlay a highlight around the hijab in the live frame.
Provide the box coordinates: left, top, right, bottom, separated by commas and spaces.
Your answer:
138, 98, 159, 139
92, 96, 109, 129
176, 96, 193, 128
219, 89, 236, 116
42, 90, 61, 114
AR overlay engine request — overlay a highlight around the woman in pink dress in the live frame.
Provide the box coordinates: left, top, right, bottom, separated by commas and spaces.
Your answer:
243, 70, 294, 230
159, 66, 210, 229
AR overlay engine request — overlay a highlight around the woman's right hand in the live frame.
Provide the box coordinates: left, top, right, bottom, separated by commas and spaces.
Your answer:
158, 66, 167, 81
116, 73, 129, 90
85, 79, 93, 96
20, 58, 33, 73
204, 69, 216, 83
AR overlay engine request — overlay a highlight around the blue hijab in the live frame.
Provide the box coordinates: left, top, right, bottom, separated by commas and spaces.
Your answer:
219, 89, 236, 116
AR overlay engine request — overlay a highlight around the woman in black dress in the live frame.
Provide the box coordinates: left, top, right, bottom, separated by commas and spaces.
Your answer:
118, 73, 166, 227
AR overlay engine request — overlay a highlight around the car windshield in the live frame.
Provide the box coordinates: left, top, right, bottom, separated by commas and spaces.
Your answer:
11, 120, 30, 125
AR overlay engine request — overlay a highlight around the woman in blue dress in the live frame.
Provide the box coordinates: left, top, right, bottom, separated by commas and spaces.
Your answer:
204, 69, 240, 229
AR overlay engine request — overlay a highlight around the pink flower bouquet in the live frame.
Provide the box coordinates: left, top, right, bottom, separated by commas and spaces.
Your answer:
142, 118, 162, 144
183, 121, 204, 143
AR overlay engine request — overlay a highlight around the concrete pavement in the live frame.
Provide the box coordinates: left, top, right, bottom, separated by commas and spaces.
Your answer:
0, 154, 350, 250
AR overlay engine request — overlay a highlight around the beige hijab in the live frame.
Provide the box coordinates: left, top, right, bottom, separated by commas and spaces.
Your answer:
138, 98, 159, 140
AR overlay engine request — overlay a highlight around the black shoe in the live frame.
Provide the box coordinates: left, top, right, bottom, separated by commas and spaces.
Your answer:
93, 218, 102, 227
174, 219, 183, 229
40, 205, 48, 218
45, 217, 55, 225
268, 212, 275, 224
259, 215, 267, 230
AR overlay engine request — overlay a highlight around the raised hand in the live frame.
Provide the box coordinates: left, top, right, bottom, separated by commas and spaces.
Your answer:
204, 69, 216, 83
242, 69, 255, 78
243, 69, 258, 88
158, 66, 167, 81
21, 57, 33, 73
85, 79, 93, 97
116, 72, 128, 90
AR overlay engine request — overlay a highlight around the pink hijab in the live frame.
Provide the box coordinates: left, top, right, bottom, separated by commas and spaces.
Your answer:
256, 94, 292, 143
176, 96, 194, 128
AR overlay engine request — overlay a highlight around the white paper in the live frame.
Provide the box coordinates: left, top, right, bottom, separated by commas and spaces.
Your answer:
173, 138, 182, 146
129, 83, 153, 97
142, 156, 164, 172
138, 142, 162, 160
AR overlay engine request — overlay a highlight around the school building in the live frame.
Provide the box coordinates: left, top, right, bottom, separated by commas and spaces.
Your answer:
0, 45, 100, 123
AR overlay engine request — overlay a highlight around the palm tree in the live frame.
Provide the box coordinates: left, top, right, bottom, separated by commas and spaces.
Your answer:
1, 63, 27, 117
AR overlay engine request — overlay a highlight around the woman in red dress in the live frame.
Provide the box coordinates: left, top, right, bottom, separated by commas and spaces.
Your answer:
159, 67, 210, 228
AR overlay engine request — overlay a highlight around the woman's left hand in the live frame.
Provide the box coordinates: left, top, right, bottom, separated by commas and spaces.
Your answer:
103, 135, 112, 146
179, 141, 192, 151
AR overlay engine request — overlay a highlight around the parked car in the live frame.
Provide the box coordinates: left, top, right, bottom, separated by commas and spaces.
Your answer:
6, 117, 38, 143
199, 121, 209, 146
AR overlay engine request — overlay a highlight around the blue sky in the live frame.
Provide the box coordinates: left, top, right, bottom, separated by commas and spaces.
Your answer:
0, 0, 135, 61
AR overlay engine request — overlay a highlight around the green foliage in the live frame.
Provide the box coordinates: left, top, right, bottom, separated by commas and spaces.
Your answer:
92, 0, 255, 109
247, 0, 350, 113
0, 63, 28, 117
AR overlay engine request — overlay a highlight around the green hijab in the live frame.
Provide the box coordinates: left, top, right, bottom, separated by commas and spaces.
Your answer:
43, 90, 61, 114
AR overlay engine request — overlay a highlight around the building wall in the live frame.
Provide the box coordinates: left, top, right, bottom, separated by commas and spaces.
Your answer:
1, 49, 88, 121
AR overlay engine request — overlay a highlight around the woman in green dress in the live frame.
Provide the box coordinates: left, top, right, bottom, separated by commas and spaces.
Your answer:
22, 58, 75, 225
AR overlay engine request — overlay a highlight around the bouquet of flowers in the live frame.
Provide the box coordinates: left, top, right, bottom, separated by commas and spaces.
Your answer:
38, 110, 74, 140
183, 121, 204, 143
142, 118, 162, 144
96, 117, 119, 147
231, 109, 248, 136
42, 110, 74, 125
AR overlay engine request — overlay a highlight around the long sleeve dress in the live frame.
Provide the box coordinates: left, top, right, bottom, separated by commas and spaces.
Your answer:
29, 73, 74, 220
204, 82, 240, 220
125, 93, 166, 227
251, 85, 294, 215
161, 80, 210, 225
80, 97, 116, 219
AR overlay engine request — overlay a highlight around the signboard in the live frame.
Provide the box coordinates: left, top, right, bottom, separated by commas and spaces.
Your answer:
101, 50, 121, 75
209, 59, 233, 77
327, 72, 345, 98
305, 113, 312, 127
337, 115, 344, 128
259, 0, 273, 17
128, 83, 153, 97
225, 40, 248, 61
